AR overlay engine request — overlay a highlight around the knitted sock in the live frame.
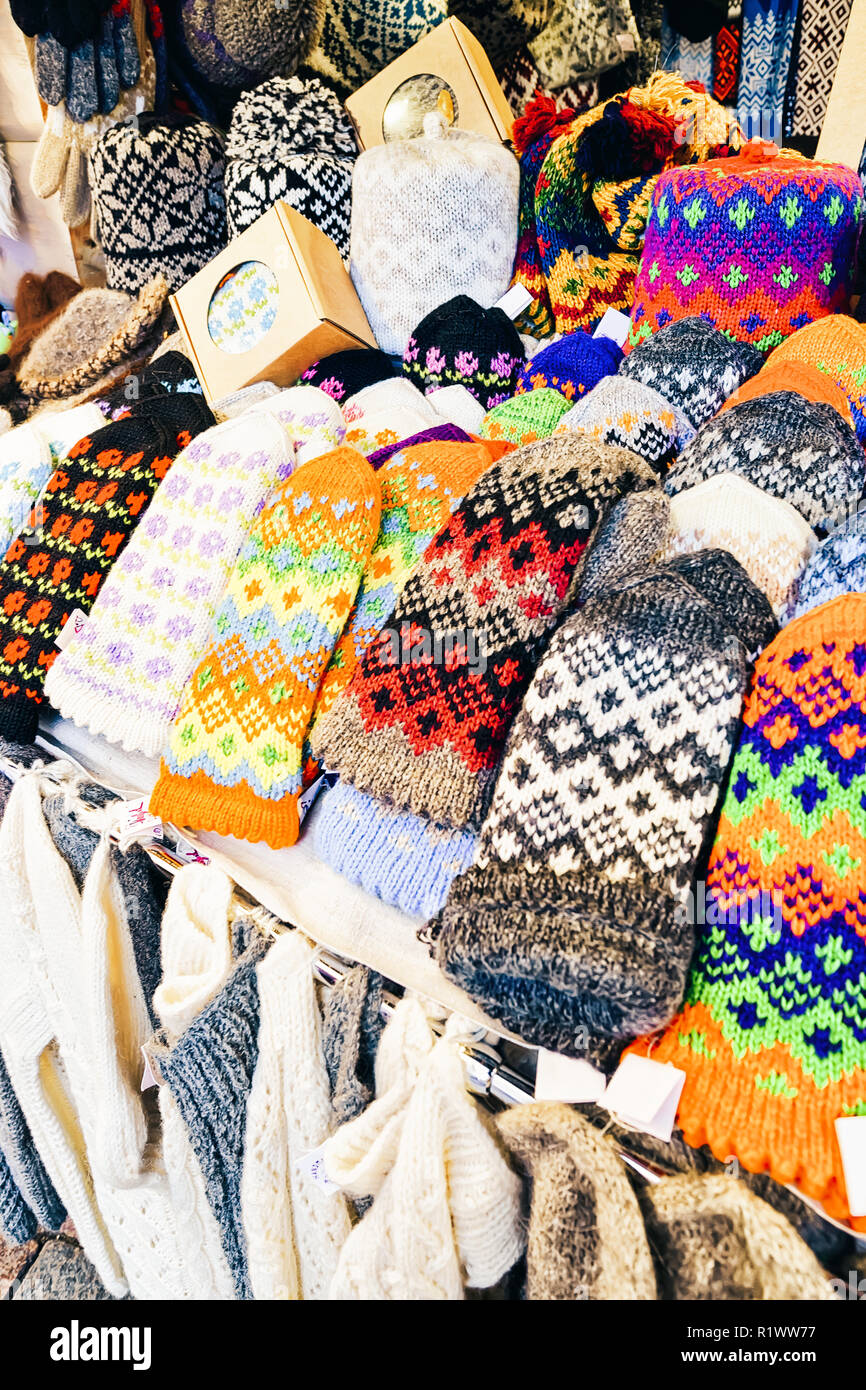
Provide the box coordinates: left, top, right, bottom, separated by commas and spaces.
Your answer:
738, 0, 798, 141
495, 1103, 657, 1301
44, 412, 294, 756
792, 0, 852, 137
478, 387, 572, 446
66, 41, 99, 123
151, 447, 381, 849
432, 556, 776, 1056
516, 330, 622, 401
557, 374, 695, 474
0, 400, 105, 554
787, 510, 866, 622
619, 317, 763, 429
95, 10, 119, 112
0, 1138, 36, 1245
713, 20, 741, 104
312, 436, 657, 833
309, 440, 495, 736
720, 359, 855, 424
660, 474, 817, 617
403, 295, 526, 411
0, 393, 212, 743
664, 392, 866, 533
625, 593, 866, 1230
769, 316, 866, 444
300, 348, 398, 405
365, 424, 473, 471
35, 33, 68, 106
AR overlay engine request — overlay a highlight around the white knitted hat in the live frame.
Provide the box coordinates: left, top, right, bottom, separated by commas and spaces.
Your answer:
44, 411, 293, 756
427, 384, 487, 434
349, 112, 520, 355
341, 375, 438, 423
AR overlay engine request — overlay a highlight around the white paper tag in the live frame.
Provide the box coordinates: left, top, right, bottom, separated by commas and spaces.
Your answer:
535, 1048, 607, 1103
593, 307, 631, 348
298, 771, 337, 824
140, 1044, 159, 1092
118, 798, 164, 841
602, 1054, 686, 1142
298, 1145, 341, 1194
173, 834, 210, 866
493, 284, 534, 320
835, 1116, 866, 1216
616, 30, 637, 52
56, 608, 88, 650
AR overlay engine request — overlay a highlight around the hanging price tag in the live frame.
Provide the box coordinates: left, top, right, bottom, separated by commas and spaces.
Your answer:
298, 1145, 341, 1194
534, 1048, 607, 1103
118, 798, 164, 841
56, 608, 89, 650
835, 1116, 866, 1217
602, 1054, 686, 1142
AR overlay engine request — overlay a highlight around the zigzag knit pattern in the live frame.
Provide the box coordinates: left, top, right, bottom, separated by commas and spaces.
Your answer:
0, 395, 212, 744
618, 317, 763, 430
626, 595, 866, 1231
629, 153, 863, 354
312, 435, 656, 832
737, 0, 798, 141
151, 448, 381, 849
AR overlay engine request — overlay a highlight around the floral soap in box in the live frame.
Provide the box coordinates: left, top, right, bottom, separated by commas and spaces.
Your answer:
170, 202, 378, 407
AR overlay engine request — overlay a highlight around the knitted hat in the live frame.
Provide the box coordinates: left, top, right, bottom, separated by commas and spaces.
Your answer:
312, 436, 658, 833
660, 474, 818, 617
664, 392, 866, 533
0, 400, 106, 555
16, 275, 170, 402
495, 1103, 657, 1301
618, 317, 764, 430
433, 556, 776, 1057
365, 423, 473, 470
300, 347, 398, 405
529, 0, 641, 85
426, 385, 487, 435
768, 315, 866, 444
44, 412, 294, 756
478, 387, 571, 445
151, 447, 381, 849
720, 359, 855, 424
510, 93, 582, 336
513, 73, 736, 337
629, 147, 863, 354
349, 113, 520, 356
787, 510, 866, 621
341, 376, 437, 426
212, 0, 325, 78
625, 594, 866, 1232
306, 0, 446, 94
640, 1175, 836, 1300
557, 373, 695, 473
449, 0, 553, 71
225, 75, 356, 256
88, 114, 227, 295
515, 329, 622, 400
0, 393, 213, 744
402, 295, 526, 412
499, 47, 598, 122
343, 409, 439, 459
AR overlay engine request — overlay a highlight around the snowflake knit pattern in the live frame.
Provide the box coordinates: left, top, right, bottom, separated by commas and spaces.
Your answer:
0, 395, 212, 744
151, 448, 381, 849
629, 152, 863, 354
626, 594, 866, 1231
786, 511, 866, 622
44, 413, 294, 756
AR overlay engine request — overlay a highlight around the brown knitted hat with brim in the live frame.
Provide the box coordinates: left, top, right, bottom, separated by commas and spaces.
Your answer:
17, 274, 169, 401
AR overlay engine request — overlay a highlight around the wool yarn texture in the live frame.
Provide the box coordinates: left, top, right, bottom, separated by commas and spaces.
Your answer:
618, 316, 764, 430
737, 0, 798, 141
341, 376, 439, 427
0, 401, 105, 554
510, 92, 581, 336
211, 0, 325, 80
768, 314, 866, 444
791, 0, 853, 138
478, 388, 572, 446
626, 593, 866, 1231
225, 75, 356, 256
719, 359, 855, 423
300, 347, 398, 405
528, 0, 641, 85
572, 485, 670, 604
321, 962, 384, 1128
664, 391, 866, 533
44, 412, 293, 756
787, 510, 866, 621
151, 447, 381, 849
629, 149, 863, 354
349, 114, 520, 356
251, 383, 346, 465
307, 0, 445, 93
498, 47, 597, 122
515, 330, 622, 401
0, 393, 212, 745
450, 0, 552, 71
402, 296, 526, 412
557, 374, 695, 474
496, 1103, 657, 1300
432, 555, 777, 1057
713, 20, 741, 104
426, 385, 487, 436
365, 423, 474, 471
660, 474, 817, 617
312, 435, 657, 834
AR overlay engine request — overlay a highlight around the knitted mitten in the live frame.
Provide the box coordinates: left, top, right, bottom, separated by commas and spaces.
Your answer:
250, 384, 345, 466
787, 510, 866, 621
433, 556, 777, 1057
426, 384, 487, 435
557, 374, 695, 474
0, 400, 105, 554
321, 963, 384, 1127
618, 317, 763, 430
44, 412, 293, 756
95, 11, 119, 112
665, 393, 866, 534
0, 393, 212, 743
151, 447, 381, 848
67, 39, 99, 123
112, 0, 141, 86
35, 33, 68, 106
769, 314, 866, 443
515, 330, 622, 401
478, 387, 571, 446
640, 1175, 837, 1300
495, 1103, 657, 1301
300, 347, 398, 405
660, 474, 818, 617
626, 593, 866, 1231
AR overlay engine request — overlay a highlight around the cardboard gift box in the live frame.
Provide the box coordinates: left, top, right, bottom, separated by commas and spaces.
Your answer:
170, 202, 378, 407
345, 17, 514, 150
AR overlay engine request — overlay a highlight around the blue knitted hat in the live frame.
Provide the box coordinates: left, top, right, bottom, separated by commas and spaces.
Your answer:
515, 331, 623, 402
786, 508, 866, 622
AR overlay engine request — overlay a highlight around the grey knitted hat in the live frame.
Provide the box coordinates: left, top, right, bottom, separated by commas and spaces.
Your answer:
213, 0, 325, 78
225, 75, 357, 256
559, 373, 696, 474
665, 392, 866, 534
619, 317, 763, 431
433, 555, 776, 1058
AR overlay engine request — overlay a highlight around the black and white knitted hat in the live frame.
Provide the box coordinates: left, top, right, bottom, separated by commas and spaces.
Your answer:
225, 75, 357, 256
88, 112, 227, 295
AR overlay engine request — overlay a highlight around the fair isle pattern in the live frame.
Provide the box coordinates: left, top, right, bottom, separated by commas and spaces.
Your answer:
343, 409, 435, 459
252, 384, 346, 465
629, 154, 863, 355
769, 316, 866, 446
151, 448, 381, 850
478, 389, 571, 446
528, 0, 640, 85
44, 414, 293, 757
619, 317, 763, 430
556, 375, 695, 474
308, 0, 446, 91
626, 596, 866, 1231
737, 0, 799, 141
786, 510, 866, 621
